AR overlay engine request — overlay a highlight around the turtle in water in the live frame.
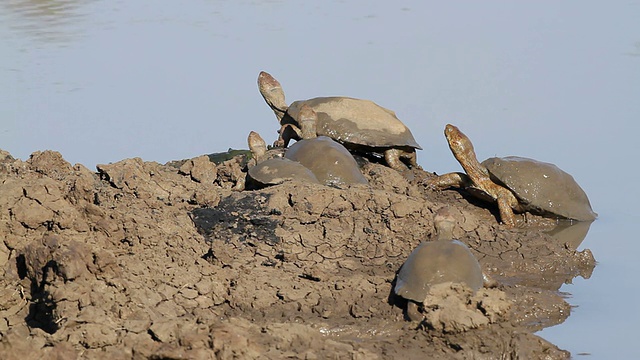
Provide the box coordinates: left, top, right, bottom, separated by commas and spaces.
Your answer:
394, 207, 487, 321
257, 71, 422, 171
425, 124, 597, 226
245, 131, 320, 189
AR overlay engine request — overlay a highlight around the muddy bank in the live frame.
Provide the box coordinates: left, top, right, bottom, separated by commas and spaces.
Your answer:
0, 148, 594, 359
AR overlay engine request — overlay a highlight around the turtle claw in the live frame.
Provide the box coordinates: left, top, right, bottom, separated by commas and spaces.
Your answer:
405, 301, 424, 322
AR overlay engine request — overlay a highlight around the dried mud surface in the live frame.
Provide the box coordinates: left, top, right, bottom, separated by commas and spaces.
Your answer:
0, 149, 595, 359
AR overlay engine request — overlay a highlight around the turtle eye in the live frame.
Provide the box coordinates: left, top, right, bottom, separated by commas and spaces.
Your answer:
449, 137, 462, 148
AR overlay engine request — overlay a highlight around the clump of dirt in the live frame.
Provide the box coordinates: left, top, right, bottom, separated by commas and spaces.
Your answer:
419, 283, 510, 333
0, 148, 595, 359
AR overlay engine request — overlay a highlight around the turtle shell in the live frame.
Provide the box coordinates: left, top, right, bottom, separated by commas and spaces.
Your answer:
286, 97, 422, 150
394, 240, 483, 303
482, 156, 597, 221
247, 158, 319, 187
285, 136, 368, 187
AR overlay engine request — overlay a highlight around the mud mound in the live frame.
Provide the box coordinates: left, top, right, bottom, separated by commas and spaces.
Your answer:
0, 149, 594, 359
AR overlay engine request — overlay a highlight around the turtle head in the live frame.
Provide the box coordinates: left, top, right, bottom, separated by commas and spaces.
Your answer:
444, 124, 477, 164
258, 71, 288, 121
445, 124, 472, 153
247, 131, 267, 163
298, 104, 318, 140
434, 206, 456, 241
444, 124, 490, 184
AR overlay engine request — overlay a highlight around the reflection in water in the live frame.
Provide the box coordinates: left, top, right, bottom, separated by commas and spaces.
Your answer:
545, 220, 594, 251
2, 0, 87, 44
544, 220, 595, 287
507, 219, 596, 293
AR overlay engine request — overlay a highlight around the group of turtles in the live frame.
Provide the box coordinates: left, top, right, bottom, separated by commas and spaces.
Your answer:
247, 71, 597, 320
246, 71, 422, 189
249, 71, 596, 225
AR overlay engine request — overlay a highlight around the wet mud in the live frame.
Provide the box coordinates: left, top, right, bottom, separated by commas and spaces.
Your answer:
0, 148, 595, 359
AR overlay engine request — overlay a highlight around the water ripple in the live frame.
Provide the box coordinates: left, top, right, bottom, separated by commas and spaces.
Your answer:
2, 0, 89, 45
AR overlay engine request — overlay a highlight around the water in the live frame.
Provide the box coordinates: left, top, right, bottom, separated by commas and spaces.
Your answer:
1, 1, 639, 357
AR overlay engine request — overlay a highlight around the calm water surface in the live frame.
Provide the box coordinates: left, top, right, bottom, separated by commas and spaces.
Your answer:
1, 1, 639, 357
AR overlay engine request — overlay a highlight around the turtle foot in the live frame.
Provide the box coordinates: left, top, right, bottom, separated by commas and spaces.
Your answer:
405, 301, 424, 322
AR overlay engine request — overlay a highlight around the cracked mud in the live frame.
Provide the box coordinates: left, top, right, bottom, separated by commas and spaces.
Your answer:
0, 149, 595, 359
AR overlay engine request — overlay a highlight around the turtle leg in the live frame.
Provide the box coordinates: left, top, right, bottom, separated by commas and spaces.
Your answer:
273, 134, 285, 148
424, 172, 473, 190
494, 186, 519, 227
298, 104, 318, 140
234, 175, 246, 191
384, 148, 410, 171
230, 162, 247, 192
406, 301, 423, 322
275, 124, 303, 147
400, 149, 419, 168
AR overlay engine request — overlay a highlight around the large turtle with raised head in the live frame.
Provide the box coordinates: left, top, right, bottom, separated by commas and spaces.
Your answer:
425, 124, 597, 226
394, 207, 487, 321
258, 71, 422, 171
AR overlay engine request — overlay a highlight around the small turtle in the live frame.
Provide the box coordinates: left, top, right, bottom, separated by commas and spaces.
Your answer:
285, 134, 368, 187
245, 131, 320, 189
394, 207, 486, 321
258, 71, 422, 171
425, 124, 597, 226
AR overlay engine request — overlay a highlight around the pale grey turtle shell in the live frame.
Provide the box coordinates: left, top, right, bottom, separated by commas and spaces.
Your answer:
247, 158, 319, 186
482, 156, 597, 221
286, 97, 422, 150
394, 240, 483, 303
285, 136, 368, 187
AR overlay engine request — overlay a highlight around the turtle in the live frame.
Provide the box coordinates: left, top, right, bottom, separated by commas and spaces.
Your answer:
394, 207, 487, 321
245, 131, 320, 189
425, 124, 597, 227
257, 71, 422, 171
284, 134, 368, 187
